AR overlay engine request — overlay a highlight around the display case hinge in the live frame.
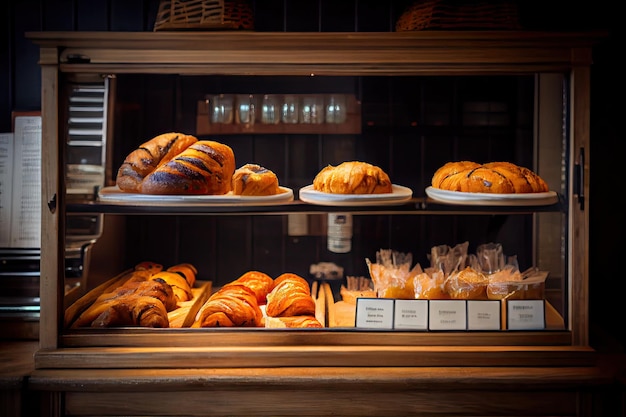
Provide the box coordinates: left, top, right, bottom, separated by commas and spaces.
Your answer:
573, 147, 585, 210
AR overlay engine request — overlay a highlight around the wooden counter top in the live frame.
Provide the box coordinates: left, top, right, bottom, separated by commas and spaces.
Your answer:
0, 341, 38, 389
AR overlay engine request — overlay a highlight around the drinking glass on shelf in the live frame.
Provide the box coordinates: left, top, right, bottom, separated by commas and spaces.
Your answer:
325, 94, 347, 124
300, 94, 324, 124
208, 94, 234, 124
235, 94, 256, 127
281, 94, 300, 124
261, 94, 281, 124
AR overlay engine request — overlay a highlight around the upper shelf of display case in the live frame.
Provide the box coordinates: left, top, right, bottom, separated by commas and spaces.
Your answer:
26, 31, 606, 76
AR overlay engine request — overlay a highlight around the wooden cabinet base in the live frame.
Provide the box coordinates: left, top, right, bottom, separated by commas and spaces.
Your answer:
29, 365, 619, 416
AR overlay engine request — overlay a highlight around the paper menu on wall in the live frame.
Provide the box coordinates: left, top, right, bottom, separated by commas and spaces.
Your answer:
0, 133, 14, 247
7, 116, 42, 248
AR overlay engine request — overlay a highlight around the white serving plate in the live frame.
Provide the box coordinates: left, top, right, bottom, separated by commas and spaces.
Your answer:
298, 184, 413, 206
98, 186, 294, 206
425, 186, 559, 206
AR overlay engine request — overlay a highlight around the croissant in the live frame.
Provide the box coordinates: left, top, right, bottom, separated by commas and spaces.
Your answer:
313, 161, 392, 194
149, 271, 193, 302
266, 273, 316, 317
231, 164, 281, 196
166, 263, 198, 287
265, 315, 323, 328
140, 140, 236, 195
226, 270, 275, 305
116, 133, 198, 193
195, 284, 263, 327
90, 295, 169, 328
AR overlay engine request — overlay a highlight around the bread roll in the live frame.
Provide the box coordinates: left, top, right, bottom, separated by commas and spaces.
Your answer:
166, 263, 198, 287
141, 140, 236, 195
116, 133, 198, 193
313, 161, 392, 194
232, 164, 281, 196
265, 315, 323, 328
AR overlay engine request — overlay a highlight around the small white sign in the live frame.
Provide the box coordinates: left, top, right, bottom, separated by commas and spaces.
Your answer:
467, 300, 501, 330
428, 300, 467, 330
394, 299, 428, 330
507, 299, 545, 330
355, 298, 394, 329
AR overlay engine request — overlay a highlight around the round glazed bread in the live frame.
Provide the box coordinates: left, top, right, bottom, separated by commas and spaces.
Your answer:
431, 161, 549, 194
232, 164, 281, 196
313, 161, 393, 194
116, 132, 198, 193
140, 140, 236, 195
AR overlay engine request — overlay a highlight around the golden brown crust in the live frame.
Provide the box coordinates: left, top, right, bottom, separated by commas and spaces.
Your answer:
232, 164, 281, 196
226, 270, 275, 305
432, 161, 549, 194
149, 271, 193, 302
166, 263, 198, 287
313, 161, 392, 194
116, 133, 198, 193
265, 315, 323, 328
266, 273, 316, 317
141, 140, 236, 195
195, 284, 263, 327
90, 295, 169, 328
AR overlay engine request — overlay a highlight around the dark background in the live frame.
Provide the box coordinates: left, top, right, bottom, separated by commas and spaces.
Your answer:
1, 0, 623, 351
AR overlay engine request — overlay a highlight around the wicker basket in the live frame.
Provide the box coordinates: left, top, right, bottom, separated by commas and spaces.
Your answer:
395, 0, 521, 31
154, 0, 254, 31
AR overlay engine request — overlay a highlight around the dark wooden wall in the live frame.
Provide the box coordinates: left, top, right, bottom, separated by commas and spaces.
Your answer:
2, 0, 623, 351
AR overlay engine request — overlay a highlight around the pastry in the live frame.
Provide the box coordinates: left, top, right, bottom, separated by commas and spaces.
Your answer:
90, 295, 169, 328
265, 315, 323, 328
232, 164, 281, 196
116, 133, 198, 193
194, 284, 263, 327
313, 161, 393, 194
225, 270, 275, 305
444, 266, 488, 299
266, 273, 316, 317
141, 140, 236, 195
431, 160, 549, 194
149, 271, 193, 302
166, 263, 198, 287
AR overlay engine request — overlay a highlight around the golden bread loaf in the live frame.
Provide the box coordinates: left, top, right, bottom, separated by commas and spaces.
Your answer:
432, 161, 548, 194
313, 161, 392, 194
116, 133, 198, 193
141, 140, 236, 195
232, 164, 281, 196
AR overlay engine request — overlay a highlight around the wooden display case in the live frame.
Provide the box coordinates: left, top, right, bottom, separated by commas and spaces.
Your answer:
26, 31, 611, 416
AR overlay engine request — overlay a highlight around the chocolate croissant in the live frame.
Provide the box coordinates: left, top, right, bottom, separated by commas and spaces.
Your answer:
194, 284, 263, 327
116, 133, 198, 193
140, 140, 236, 195
432, 161, 549, 194
266, 273, 316, 317
90, 295, 169, 328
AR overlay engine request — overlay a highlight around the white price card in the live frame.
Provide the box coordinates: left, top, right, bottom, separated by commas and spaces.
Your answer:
506, 299, 545, 330
393, 299, 428, 330
355, 298, 394, 329
467, 300, 501, 330
428, 300, 467, 330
